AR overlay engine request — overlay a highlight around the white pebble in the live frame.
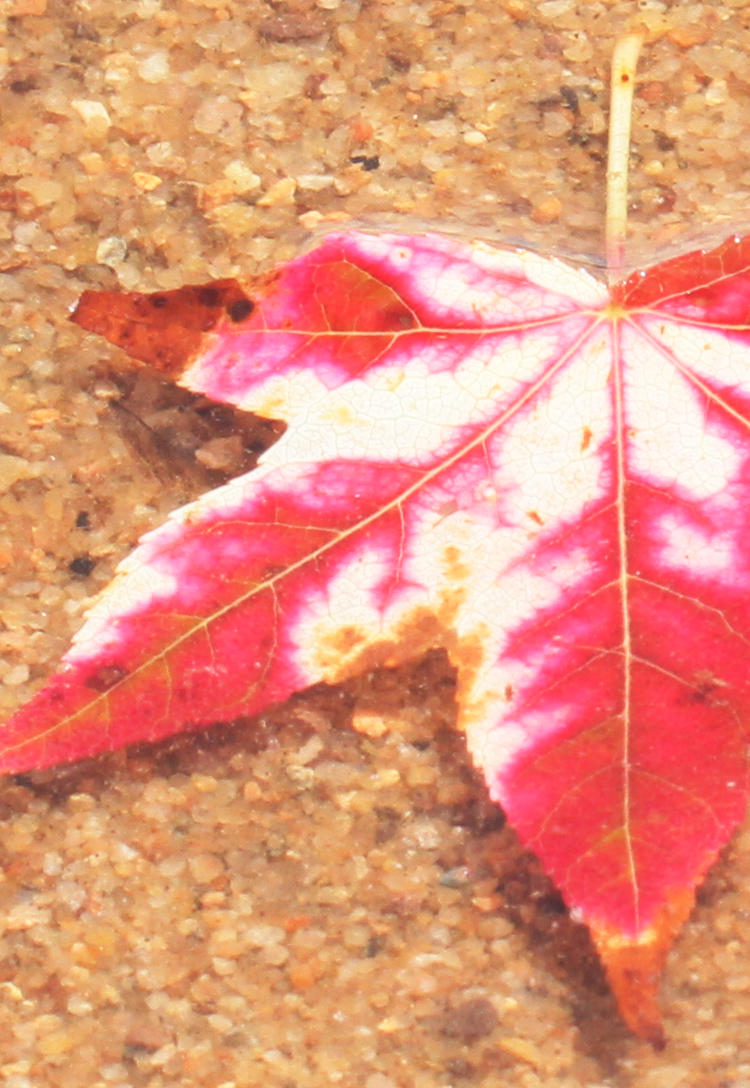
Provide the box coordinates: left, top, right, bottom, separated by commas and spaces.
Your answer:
137, 51, 170, 83
463, 129, 487, 146
96, 236, 128, 268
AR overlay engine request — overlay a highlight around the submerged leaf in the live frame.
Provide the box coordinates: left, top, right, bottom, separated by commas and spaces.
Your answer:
6, 229, 750, 1042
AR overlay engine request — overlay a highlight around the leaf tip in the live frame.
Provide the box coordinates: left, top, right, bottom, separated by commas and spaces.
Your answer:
590, 887, 696, 1047
594, 932, 667, 1047
70, 279, 255, 376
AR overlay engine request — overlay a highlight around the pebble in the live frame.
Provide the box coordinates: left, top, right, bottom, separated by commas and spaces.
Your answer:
498, 1036, 543, 1067
16, 177, 64, 207
188, 852, 225, 883
132, 171, 163, 191
207, 202, 261, 238
532, 196, 563, 223
223, 160, 262, 192
70, 99, 112, 136
137, 51, 171, 83
257, 177, 297, 207
463, 129, 488, 146
95, 236, 128, 268
0, 455, 40, 492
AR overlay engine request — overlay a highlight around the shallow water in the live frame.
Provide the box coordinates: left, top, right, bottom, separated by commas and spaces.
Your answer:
2, 2, 750, 1085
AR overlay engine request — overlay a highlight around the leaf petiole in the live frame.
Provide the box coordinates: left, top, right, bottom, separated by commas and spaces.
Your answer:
606, 34, 643, 281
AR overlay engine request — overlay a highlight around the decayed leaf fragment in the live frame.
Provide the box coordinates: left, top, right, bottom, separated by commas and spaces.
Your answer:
5, 227, 750, 1044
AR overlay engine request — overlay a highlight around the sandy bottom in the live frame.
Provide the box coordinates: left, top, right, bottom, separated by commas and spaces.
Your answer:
2, 1, 750, 1085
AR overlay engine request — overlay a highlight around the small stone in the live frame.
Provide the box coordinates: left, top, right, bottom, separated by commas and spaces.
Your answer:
146, 141, 175, 166
668, 23, 713, 48
37, 1027, 83, 1056
208, 928, 245, 959
365, 1075, 397, 1088
640, 81, 665, 105
137, 51, 171, 82
705, 79, 728, 106
0, 454, 40, 492
79, 152, 105, 175
66, 994, 93, 1016
351, 711, 387, 737
295, 735, 323, 765
500, 0, 529, 18
2, 665, 30, 687
441, 997, 499, 1041
532, 196, 563, 223
207, 202, 261, 238
211, 957, 236, 977
0, 145, 34, 176
16, 176, 64, 207
403, 818, 442, 850
542, 110, 572, 137
188, 852, 225, 883
372, 768, 400, 788
257, 177, 296, 207
377, 1017, 403, 1033
245, 923, 286, 947
295, 173, 335, 191
223, 160, 261, 192
471, 892, 504, 913
260, 10, 326, 42
71, 98, 111, 137
96, 235, 128, 268
195, 435, 244, 473
132, 171, 163, 191
6, 0, 46, 12
463, 129, 487, 146
191, 774, 218, 793
498, 1037, 542, 1067
298, 210, 325, 230
286, 763, 316, 788
643, 159, 665, 178
405, 763, 437, 787
193, 95, 242, 136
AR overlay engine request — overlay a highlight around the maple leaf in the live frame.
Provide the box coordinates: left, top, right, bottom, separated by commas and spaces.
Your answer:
3, 37, 749, 1045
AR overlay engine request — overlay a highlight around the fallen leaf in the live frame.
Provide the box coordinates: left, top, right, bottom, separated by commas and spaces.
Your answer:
4, 227, 750, 1043
4, 40, 749, 1046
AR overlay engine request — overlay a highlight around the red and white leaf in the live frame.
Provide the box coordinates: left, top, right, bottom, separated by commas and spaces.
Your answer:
5, 229, 750, 1042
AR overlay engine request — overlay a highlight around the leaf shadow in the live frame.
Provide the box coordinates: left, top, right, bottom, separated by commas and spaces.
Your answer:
0, 648, 637, 1071
100, 367, 285, 494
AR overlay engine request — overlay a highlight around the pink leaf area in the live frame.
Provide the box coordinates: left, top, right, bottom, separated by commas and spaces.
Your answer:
7, 229, 750, 1042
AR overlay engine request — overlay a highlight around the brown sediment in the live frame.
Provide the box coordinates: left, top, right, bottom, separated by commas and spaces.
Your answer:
3, 2, 750, 1083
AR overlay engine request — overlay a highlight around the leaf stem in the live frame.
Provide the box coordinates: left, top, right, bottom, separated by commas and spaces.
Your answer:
606, 34, 643, 282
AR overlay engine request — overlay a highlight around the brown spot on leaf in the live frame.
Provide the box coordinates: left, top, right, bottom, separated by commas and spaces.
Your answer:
196, 286, 223, 308
687, 670, 726, 706
84, 663, 127, 693
71, 278, 257, 377
442, 544, 471, 584
228, 297, 255, 323
313, 590, 486, 712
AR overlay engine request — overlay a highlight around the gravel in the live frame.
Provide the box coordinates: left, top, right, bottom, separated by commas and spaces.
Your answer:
2, 1, 750, 1085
